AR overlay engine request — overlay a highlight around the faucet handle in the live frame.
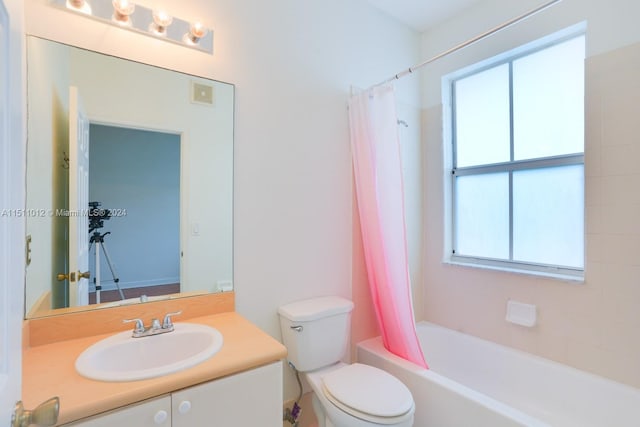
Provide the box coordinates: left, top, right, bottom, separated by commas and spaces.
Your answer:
123, 318, 145, 333
162, 311, 182, 329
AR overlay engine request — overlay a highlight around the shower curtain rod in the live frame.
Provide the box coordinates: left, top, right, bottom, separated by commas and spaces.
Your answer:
370, 0, 562, 89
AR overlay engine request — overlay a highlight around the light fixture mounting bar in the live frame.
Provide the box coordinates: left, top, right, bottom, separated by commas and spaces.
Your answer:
50, 0, 214, 54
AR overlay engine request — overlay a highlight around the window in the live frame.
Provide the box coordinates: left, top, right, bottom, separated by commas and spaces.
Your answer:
448, 33, 585, 277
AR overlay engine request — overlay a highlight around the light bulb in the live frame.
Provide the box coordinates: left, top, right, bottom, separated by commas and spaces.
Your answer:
150, 9, 173, 35
112, 0, 135, 25
184, 21, 208, 45
66, 0, 92, 14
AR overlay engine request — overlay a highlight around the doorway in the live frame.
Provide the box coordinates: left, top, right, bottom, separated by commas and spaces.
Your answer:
87, 124, 180, 303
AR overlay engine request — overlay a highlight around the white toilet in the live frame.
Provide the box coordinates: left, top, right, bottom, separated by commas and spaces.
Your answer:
278, 296, 415, 427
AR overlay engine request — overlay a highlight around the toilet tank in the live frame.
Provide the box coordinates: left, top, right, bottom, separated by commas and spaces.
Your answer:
278, 296, 354, 372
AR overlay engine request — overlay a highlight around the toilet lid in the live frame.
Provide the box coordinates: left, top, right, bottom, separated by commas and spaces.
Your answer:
321, 363, 413, 418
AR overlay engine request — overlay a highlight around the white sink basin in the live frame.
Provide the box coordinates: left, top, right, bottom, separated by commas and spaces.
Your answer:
75, 323, 223, 382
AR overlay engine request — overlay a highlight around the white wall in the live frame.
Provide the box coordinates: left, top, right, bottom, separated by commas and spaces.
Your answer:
420, 0, 640, 388
25, 37, 70, 311
24, 0, 422, 401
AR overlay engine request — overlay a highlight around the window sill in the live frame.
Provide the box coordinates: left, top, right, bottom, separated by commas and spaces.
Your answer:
444, 258, 584, 284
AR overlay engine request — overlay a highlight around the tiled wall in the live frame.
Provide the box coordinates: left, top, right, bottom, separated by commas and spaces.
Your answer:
421, 41, 640, 389
581, 41, 640, 384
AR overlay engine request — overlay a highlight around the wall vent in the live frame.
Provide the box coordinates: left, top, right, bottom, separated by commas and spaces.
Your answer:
191, 81, 214, 105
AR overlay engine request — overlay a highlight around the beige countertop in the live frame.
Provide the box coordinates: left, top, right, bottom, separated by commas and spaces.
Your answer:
22, 307, 287, 425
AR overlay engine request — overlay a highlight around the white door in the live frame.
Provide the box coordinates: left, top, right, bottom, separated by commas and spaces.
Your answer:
68, 86, 90, 307
0, 0, 24, 422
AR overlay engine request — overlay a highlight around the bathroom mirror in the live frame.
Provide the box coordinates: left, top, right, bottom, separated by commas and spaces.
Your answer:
24, 36, 234, 318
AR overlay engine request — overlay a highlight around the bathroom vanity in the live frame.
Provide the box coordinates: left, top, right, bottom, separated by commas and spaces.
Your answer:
21, 293, 287, 426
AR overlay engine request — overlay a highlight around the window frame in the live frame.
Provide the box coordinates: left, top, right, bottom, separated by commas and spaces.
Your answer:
447, 31, 586, 279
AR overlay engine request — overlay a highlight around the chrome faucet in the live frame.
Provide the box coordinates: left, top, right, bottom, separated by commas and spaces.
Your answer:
123, 311, 182, 338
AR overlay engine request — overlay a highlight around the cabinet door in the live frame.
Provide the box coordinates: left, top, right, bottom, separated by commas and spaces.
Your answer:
172, 362, 283, 427
63, 395, 171, 427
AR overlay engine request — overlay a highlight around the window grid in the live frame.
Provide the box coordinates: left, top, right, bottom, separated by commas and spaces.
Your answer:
508, 61, 515, 261
449, 34, 585, 277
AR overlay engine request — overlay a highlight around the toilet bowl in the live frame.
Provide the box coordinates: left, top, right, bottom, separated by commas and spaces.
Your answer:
305, 362, 414, 427
278, 296, 415, 427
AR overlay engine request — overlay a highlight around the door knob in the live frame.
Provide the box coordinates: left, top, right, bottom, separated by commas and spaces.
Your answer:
56, 272, 76, 282
12, 397, 59, 427
154, 410, 168, 424
77, 271, 91, 279
178, 400, 191, 414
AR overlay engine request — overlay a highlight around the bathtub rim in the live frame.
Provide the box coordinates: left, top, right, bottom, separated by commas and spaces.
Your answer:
356, 327, 550, 427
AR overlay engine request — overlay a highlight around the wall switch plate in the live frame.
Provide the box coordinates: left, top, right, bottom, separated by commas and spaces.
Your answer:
191, 222, 200, 236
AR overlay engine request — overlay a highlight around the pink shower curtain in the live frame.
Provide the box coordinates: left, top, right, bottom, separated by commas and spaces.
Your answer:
348, 84, 427, 369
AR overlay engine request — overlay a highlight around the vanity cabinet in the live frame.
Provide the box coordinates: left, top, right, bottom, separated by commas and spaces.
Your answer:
63, 362, 282, 427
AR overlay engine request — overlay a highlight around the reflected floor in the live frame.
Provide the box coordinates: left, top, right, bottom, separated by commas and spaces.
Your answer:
88, 283, 180, 304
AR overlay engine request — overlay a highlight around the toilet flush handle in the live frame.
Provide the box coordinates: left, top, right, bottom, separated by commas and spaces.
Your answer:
290, 325, 303, 332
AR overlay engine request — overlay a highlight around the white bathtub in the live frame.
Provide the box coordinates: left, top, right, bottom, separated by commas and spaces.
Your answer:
356, 321, 640, 427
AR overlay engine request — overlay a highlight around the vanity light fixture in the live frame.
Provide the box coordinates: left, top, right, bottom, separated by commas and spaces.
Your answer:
51, 0, 214, 54
111, 0, 135, 26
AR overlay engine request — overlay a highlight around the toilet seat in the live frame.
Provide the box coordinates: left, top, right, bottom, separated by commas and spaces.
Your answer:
320, 363, 414, 425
